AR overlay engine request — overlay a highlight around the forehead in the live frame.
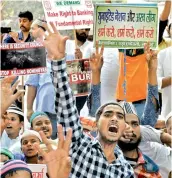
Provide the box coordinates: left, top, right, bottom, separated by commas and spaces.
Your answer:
22, 135, 39, 142
32, 116, 50, 123
103, 104, 124, 114
19, 17, 29, 21
7, 112, 19, 118
126, 114, 139, 123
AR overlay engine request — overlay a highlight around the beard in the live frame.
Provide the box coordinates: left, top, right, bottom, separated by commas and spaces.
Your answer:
76, 31, 88, 43
118, 136, 141, 151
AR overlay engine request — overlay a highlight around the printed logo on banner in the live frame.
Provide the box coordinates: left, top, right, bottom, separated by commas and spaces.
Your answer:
0, 42, 47, 76
43, 0, 52, 10
85, 0, 92, 8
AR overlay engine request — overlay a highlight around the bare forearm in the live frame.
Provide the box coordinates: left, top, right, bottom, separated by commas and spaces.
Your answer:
161, 77, 172, 89
92, 70, 101, 85
160, 0, 171, 21
148, 69, 157, 86
27, 86, 37, 110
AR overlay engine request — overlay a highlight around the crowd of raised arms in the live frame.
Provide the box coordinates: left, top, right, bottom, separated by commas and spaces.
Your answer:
0, 0, 172, 178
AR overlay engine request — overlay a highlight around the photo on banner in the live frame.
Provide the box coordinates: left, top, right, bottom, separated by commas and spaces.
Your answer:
93, 3, 159, 49
67, 58, 91, 96
0, 42, 47, 76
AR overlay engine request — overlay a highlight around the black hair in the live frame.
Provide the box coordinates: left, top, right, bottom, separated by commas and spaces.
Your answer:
18, 114, 24, 122
96, 102, 126, 121
18, 11, 33, 21
168, 23, 171, 32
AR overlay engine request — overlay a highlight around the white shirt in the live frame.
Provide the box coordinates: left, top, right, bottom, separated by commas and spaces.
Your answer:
139, 125, 172, 178
157, 46, 172, 119
1, 130, 22, 153
65, 40, 92, 60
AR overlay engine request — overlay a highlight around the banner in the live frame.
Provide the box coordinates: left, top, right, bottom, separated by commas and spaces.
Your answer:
67, 59, 91, 96
42, 0, 94, 30
94, 3, 158, 49
0, 42, 47, 76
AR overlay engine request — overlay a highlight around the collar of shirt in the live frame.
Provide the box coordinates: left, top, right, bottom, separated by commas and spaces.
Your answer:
92, 139, 128, 167
77, 40, 90, 52
18, 31, 32, 42
137, 150, 145, 165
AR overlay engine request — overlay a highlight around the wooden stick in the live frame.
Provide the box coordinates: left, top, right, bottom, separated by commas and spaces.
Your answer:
21, 76, 24, 112
73, 29, 77, 48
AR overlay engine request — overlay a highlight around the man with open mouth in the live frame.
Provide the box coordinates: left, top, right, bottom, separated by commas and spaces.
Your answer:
43, 22, 134, 177
21, 130, 42, 164
1, 104, 24, 153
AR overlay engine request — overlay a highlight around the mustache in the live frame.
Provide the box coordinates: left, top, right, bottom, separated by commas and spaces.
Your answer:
20, 25, 26, 29
80, 33, 86, 36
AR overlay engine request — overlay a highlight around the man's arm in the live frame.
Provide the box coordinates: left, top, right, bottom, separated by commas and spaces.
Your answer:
141, 43, 159, 127
88, 42, 104, 117
159, 0, 171, 44
161, 77, 172, 89
157, 50, 172, 89
52, 59, 83, 142
160, 0, 171, 21
40, 22, 83, 143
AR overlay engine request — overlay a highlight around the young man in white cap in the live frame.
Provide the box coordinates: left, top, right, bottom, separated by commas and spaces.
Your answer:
1, 104, 24, 152
20, 130, 42, 164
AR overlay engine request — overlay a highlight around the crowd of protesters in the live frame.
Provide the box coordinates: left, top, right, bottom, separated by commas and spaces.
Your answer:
0, 0, 172, 178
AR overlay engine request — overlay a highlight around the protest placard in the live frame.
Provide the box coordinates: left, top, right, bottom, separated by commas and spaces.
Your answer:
0, 163, 48, 178
94, 3, 158, 49
67, 58, 91, 96
42, 0, 94, 30
0, 42, 47, 76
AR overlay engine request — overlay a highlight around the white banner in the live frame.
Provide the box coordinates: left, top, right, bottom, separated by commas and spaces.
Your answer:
42, 0, 94, 30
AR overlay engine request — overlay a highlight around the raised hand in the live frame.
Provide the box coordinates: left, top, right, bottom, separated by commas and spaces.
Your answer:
120, 123, 134, 143
75, 48, 83, 59
42, 22, 69, 60
90, 41, 104, 72
36, 124, 72, 178
144, 42, 158, 70
9, 32, 22, 43
1, 76, 24, 116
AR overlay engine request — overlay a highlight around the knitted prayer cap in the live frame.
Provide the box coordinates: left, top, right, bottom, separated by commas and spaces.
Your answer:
119, 101, 139, 119
7, 104, 24, 117
0, 148, 14, 159
30, 111, 49, 124
21, 130, 42, 143
95, 101, 125, 121
1, 160, 32, 178
31, 19, 47, 31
